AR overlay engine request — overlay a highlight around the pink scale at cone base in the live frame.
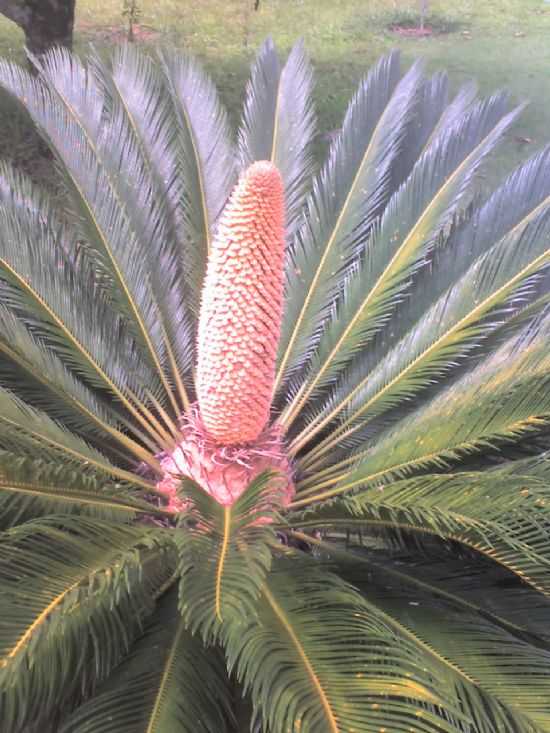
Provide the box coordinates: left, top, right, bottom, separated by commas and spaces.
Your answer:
156, 405, 295, 512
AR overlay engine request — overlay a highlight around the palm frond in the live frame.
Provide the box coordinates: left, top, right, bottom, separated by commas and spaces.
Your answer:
346, 315, 550, 486
356, 545, 550, 645
0, 450, 165, 528
0, 51, 181, 417
59, 588, 232, 733
287, 94, 522, 437
417, 79, 478, 159
175, 473, 277, 641
0, 302, 157, 465
93, 44, 199, 412
292, 449, 550, 594
355, 575, 550, 732
386, 71, 451, 191
405, 143, 550, 331
297, 158, 550, 469
238, 37, 316, 239
222, 554, 468, 733
0, 161, 169, 452
295, 311, 550, 505
0, 386, 155, 490
159, 47, 235, 295
295, 531, 550, 643
331, 544, 550, 733
0, 517, 175, 732
275, 52, 422, 394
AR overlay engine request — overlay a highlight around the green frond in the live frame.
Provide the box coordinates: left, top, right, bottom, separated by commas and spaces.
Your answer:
222, 555, 468, 733
385, 71, 450, 190
349, 318, 550, 482
59, 589, 232, 733
292, 450, 550, 594
159, 47, 235, 294
287, 94, 521, 434
421, 80, 478, 151
295, 142, 550, 467
0, 302, 157, 465
174, 473, 277, 640
405, 143, 550, 332
238, 37, 316, 238
0, 161, 167, 451
337, 553, 550, 733
0, 386, 155, 490
275, 52, 422, 395
93, 44, 200, 412
391, 76, 477, 189
294, 530, 550, 643
286, 533, 542, 733
363, 546, 550, 646
295, 305, 550, 501
0, 517, 176, 732
0, 51, 180, 418
0, 450, 164, 528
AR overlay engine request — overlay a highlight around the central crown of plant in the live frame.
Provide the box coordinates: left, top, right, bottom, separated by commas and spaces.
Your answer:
156, 161, 293, 510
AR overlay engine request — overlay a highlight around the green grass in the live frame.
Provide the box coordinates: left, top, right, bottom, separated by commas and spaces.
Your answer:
1, 0, 549, 185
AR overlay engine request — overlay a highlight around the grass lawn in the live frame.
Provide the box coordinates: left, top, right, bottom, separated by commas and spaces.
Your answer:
0, 0, 549, 185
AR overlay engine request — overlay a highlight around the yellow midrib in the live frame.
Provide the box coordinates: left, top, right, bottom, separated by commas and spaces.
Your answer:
0, 410, 154, 492
0, 481, 147, 514
263, 584, 339, 733
1, 579, 81, 666
145, 620, 186, 733
215, 506, 232, 621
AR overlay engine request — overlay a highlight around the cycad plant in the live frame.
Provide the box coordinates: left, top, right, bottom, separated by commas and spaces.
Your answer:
1, 38, 550, 733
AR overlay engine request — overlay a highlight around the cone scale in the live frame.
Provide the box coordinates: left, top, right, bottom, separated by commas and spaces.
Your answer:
156, 162, 294, 510
197, 161, 286, 444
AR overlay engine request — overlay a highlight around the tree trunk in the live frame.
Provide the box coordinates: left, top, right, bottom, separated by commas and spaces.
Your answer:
23, 0, 76, 56
0, 0, 76, 56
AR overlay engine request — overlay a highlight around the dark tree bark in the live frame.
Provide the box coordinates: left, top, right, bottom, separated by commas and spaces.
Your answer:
0, 0, 76, 56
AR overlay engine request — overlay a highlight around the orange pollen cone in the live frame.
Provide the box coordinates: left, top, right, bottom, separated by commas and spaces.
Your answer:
196, 161, 285, 444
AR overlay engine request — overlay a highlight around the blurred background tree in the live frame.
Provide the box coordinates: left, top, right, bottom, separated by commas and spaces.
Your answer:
122, 0, 140, 42
0, 0, 76, 55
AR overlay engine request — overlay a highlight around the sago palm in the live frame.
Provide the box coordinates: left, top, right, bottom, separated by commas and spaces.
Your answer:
0, 39, 550, 733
